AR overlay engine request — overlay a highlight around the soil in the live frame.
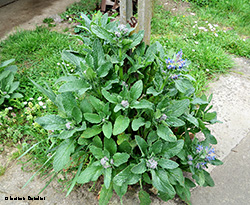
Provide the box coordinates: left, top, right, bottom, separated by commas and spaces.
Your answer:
1, 0, 250, 205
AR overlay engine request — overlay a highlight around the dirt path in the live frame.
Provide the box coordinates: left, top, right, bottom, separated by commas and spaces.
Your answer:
0, 0, 79, 39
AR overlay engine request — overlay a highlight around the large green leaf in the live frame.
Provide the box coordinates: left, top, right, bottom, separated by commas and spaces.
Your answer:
72, 106, 82, 124
113, 153, 130, 167
99, 183, 113, 205
84, 113, 101, 123
158, 159, 179, 169
157, 124, 177, 142
104, 138, 117, 155
174, 79, 193, 93
58, 79, 91, 94
129, 30, 144, 49
183, 114, 199, 127
131, 160, 146, 174
138, 190, 151, 205
89, 146, 104, 160
58, 129, 77, 139
61, 50, 84, 68
113, 164, 140, 186
151, 169, 176, 197
101, 89, 118, 103
113, 115, 130, 135
113, 183, 128, 200
53, 139, 75, 172
56, 92, 77, 117
97, 62, 113, 77
135, 135, 148, 156
130, 80, 143, 100
165, 117, 185, 127
87, 95, 105, 112
77, 161, 103, 184
102, 121, 112, 139
35, 115, 66, 130
162, 140, 184, 158
104, 168, 112, 189
132, 117, 146, 131
80, 125, 102, 138
91, 25, 115, 43
131, 100, 154, 110
168, 168, 185, 187
166, 99, 190, 118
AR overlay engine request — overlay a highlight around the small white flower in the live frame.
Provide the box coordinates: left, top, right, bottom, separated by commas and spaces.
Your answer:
65, 122, 72, 129
75, 97, 78, 99
71, 69, 74, 72
214, 33, 218, 37
7, 107, 13, 110
38, 101, 44, 106
69, 18, 72, 21
198, 27, 206, 30
214, 24, 218, 27
204, 29, 208, 32
172, 8, 176, 11
193, 25, 196, 28
37, 97, 42, 101
243, 39, 246, 41
190, 13, 195, 16
29, 98, 33, 100
67, 64, 69, 66
62, 62, 65, 65
192, 49, 195, 52
224, 30, 227, 33
43, 106, 46, 109
194, 21, 198, 23
3, 92, 7, 95
195, 41, 199, 45
83, 70, 87, 74
205, 21, 208, 23
57, 63, 60, 65
193, 33, 196, 36
206, 69, 210, 72
23, 102, 28, 105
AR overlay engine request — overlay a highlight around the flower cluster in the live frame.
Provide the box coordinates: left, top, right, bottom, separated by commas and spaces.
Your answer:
187, 144, 216, 170
100, 156, 113, 169
165, 49, 187, 70
115, 24, 129, 38
146, 158, 158, 169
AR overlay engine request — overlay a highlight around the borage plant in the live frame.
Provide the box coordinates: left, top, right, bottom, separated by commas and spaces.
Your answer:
31, 13, 222, 204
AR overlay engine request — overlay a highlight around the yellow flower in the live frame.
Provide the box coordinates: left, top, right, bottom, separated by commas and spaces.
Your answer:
183, 15, 185, 17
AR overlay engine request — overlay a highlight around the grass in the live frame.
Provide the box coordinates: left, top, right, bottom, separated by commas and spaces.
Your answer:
151, 0, 250, 93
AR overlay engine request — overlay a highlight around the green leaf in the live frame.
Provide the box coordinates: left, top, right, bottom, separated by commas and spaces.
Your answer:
87, 95, 105, 112
91, 25, 115, 43
157, 124, 177, 142
174, 79, 194, 93
104, 168, 112, 189
77, 161, 103, 184
101, 89, 118, 103
131, 100, 154, 110
131, 160, 146, 174
61, 50, 84, 68
10, 93, 23, 98
58, 129, 77, 139
35, 115, 66, 130
139, 190, 151, 205
166, 99, 190, 118
89, 146, 104, 159
72, 106, 82, 124
158, 159, 179, 169
92, 136, 103, 148
58, 79, 91, 94
56, 92, 77, 117
99, 183, 113, 205
151, 140, 163, 154
183, 114, 199, 127
203, 170, 215, 187
113, 153, 130, 167
104, 138, 117, 156
202, 129, 217, 145
113, 184, 128, 200
146, 86, 162, 96
113, 115, 130, 135
80, 125, 102, 138
210, 158, 223, 166
53, 139, 75, 172
165, 117, 185, 127
132, 117, 146, 131
80, 98, 93, 113
129, 30, 144, 49
130, 80, 143, 100
113, 164, 140, 186
168, 168, 185, 187
97, 62, 113, 77
203, 112, 217, 122
84, 113, 101, 123
102, 121, 112, 139
117, 133, 130, 145
151, 169, 176, 197
135, 135, 148, 156
162, 140, 184, 158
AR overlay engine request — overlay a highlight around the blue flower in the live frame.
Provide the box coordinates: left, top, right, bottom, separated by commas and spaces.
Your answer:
171, 74, 180, 80
196, 145, 203, 153
146, 158, 158, 169
187, 155, 193, 161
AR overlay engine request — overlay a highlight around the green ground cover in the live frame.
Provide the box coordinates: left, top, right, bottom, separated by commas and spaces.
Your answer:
0, 0, 249, 200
